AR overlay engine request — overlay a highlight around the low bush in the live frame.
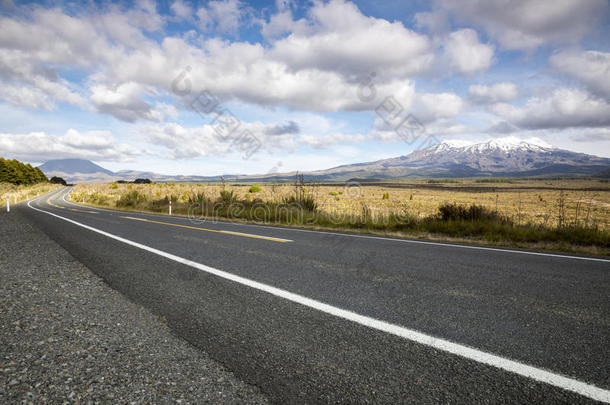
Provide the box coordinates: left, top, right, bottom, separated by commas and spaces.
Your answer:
437, 203, 506, 222
116, 190, 147, 207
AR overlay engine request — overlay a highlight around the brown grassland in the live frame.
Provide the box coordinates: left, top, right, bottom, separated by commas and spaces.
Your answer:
1, 183, 62, 207
70, 178, 610, 255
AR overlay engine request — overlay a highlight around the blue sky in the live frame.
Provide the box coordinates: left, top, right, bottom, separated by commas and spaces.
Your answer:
0, 0, 609, 175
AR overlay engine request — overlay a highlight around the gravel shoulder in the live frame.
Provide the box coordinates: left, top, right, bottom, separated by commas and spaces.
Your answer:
0, 209, 269, 404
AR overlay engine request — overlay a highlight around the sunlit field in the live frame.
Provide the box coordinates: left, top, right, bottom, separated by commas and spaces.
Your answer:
69, 178, 610, 254
72, 179, 609, 229
0, 183, 62, 207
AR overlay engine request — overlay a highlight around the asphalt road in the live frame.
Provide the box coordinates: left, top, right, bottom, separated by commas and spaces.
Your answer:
15, 187, 610, 403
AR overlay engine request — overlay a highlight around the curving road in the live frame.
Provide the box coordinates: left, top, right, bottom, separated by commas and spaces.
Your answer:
16, 187, 610, 403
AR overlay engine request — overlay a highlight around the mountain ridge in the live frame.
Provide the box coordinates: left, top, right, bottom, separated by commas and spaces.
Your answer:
39, 139, 610, 183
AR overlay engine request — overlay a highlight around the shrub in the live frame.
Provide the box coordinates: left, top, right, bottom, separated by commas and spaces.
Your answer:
116, 190, 147, 207
283, 194, 317, 212
329, 191, 338, 196
219, 190, 237, 205
249, 185, 262, 193
382, 192, 390, 200
437, 202, 506, 223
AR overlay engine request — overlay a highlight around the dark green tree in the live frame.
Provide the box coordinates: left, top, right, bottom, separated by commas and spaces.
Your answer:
0, 157, 49, 185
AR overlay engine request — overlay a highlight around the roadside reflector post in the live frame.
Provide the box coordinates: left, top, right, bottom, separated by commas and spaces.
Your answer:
14, 194, 17, 204
169, 200, 172, 216
6, 196, 9, 212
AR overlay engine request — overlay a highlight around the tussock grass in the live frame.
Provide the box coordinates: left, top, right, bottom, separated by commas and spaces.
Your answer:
70, 179, 610, 254
0, 182, 62, 206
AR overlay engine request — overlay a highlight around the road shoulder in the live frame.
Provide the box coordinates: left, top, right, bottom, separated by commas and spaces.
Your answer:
0, 210, 268, 404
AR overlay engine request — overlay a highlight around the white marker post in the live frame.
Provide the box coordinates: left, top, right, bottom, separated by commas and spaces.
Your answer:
169, 200, 172, 216
6, 196, 9, 212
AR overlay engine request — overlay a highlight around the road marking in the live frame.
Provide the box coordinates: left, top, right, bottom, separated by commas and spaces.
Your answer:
46, 194, 98, 214
120, 216, 293, 243
46, 196, 64, 209
69, 208, 99, 214
26, 197, 610, 403
61, 187, 609, 263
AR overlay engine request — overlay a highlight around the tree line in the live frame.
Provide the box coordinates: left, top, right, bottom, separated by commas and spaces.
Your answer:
0, 157, 48, 185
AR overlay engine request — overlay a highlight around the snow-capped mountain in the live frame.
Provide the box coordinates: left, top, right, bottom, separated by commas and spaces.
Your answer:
308, 138, 610, 179
38, 138, 610, 183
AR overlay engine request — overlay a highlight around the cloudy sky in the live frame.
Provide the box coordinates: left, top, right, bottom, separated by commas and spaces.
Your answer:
0, 0, 609, 175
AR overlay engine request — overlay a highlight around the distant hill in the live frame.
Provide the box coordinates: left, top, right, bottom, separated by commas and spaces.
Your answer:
38, 139, 610, 183
39, 159, 115, 175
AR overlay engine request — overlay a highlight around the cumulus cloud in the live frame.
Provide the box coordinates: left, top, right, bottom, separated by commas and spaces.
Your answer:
567, 128, 610, 143
432, 0, 609, 50
0, 129, 141, 162
414, 92, 464, 123
492, 88, 610, 129
444, 29, 494, 74
468, 82, 519, 104
298, 133, 368, 149
197, 0, 246, 34
550, 50, 610, 99
271, 0, 434, 79
170, 0, 193, 21
0, 83, 55, 110
143, 121, 298, 159
0, 0, 436, 115
90, 82, 172, 122
487, 121, 519, 134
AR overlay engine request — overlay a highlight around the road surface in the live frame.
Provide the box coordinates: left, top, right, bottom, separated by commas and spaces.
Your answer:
15, 187, 610, 403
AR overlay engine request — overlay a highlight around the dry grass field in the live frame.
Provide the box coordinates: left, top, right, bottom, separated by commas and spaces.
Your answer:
0, 183, 62, 208
72, 179, 610, 231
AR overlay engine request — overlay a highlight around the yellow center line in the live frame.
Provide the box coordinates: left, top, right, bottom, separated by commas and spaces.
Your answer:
46, 196, 97, 213
68, 208, 99, 214
120, 216, 293, 243
47, 196, 64, 209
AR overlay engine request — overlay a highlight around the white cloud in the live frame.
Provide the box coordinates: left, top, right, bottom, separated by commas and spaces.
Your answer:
271, 0, 434, 78
170, 0, 193, 21
444, 29, 494, 74
415, 92, 464, 122
550, 50, 610, 100
0, 83, 54, 110
492, 88, 610, 129
197, 0, 245, 34
0, 129, 140, 162
433, 0, 609, 50
298, 133, 368, 149
142, 121, 298, 159
261, 10, 295, 40
468, 82, 518, 104
90, 82, 170, 122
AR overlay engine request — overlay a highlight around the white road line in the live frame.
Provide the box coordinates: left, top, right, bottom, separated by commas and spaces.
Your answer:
61, 187, 610, 263
26, 196, 610, 403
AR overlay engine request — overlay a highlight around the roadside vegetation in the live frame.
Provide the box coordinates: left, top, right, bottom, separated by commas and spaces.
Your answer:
70, 177, 610, 254
0, 182, 62, 207
0, 157, 61, 207
0, 157, 47, 185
